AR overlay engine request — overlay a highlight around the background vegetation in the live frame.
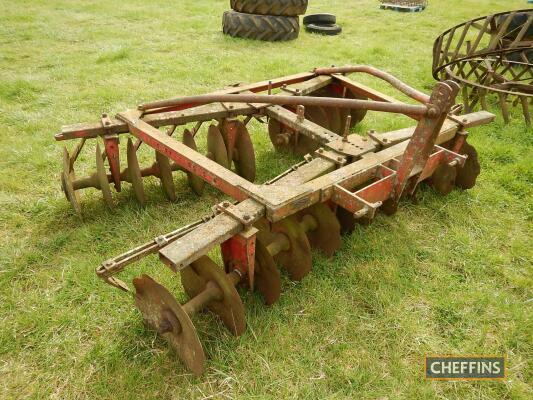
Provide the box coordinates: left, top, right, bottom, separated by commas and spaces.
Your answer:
0, 0, 531, 398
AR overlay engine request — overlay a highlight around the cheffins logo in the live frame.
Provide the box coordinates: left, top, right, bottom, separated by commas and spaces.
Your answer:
425, 356, 505, 380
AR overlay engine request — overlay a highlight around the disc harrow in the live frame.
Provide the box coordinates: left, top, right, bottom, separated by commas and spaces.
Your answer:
59, 117, 257, 213
433, 9, 533, 125
56, 65, 496, 374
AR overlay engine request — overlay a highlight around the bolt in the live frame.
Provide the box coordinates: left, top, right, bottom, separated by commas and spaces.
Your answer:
101, 113, 108, 118
343, 115, 352, 142
318, 148, 324, 153
222, 201, 230, 208
243, 214, 250, 221
105, 121, 111, 126
428, 107, 439, 118
337, 157, 344, 162
296, 105, 305, 122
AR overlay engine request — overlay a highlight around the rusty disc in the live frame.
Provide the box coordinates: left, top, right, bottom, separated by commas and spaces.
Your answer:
268, 118, 290, 152
95, 143, 114, 208
182, 129, 205, 195
326, 106, 343, 135
254, 238, 281, 305
155, 150, 176, 202
126, 139, 146, 206
271, 216, 312, 281
206, 125, 230, 168
305, 104, 331, 130
233, 122, 256, 182
61, 147, 82, 214
296, 203, 341, 258
133, 274, 205, 376
336, 206, 373, 235
310, 86, 341, 134
320, 85, 368, 127
295, 133, 321, 157
455, 141, 480, 189
268, 115, 319, 156
181, 256, 246, 336
429, 163, 457, 195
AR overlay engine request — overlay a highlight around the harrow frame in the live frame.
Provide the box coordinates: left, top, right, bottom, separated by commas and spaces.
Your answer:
56, 66, 494, 374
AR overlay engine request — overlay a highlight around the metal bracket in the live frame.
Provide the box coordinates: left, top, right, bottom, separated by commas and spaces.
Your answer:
314, 147, 347, 167
101, 113, 113, 130
214, 201, 254, 228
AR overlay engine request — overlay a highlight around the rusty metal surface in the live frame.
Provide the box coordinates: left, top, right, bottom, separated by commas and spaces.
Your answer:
270, 216, 313, 281
433, 10, 532, 124
51, 66, 498, 375
181, 256, 246, 336
314, 65, 431, 104
296, 203, 341, 258
133, 275, 205, 375
139, 93, 429, 116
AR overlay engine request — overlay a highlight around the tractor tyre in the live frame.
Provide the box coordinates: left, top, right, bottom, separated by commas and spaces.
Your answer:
222, 10, 300, 42
230, 0, 308, 17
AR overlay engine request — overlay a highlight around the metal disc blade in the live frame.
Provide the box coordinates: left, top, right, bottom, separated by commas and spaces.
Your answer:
233, 122, 256, 182
95, 143, 114, 208
321, 85, 368, 126
61, 147, 82, 214
126, 138, 146, 206
305, 105, 330, 130
268, 118, 290, 152
254, 239, 281, 305
207, 125, 230, 169
155, 151, 176, 201
310, 86, 339, 133
430, 163, 457, 195
326, 106, 342, 135
182, 129, 205, 195
271, 216, 312, 281
181, 256, 246, 336
455, 141, 480, 189
297, 203, 341, 258
133, 274, 205, 376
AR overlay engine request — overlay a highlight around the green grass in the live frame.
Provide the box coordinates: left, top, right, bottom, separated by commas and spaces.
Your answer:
0, 0, 532, 398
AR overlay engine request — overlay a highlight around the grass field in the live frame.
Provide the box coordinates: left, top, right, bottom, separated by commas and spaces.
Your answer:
1, 0, 532, 399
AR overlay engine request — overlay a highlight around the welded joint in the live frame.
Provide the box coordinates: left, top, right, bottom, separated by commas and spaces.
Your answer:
435, 145, 467, 167
331, 184, 381, 219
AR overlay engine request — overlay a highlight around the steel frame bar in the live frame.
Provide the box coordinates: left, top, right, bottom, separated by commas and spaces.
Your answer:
158, 110, 492, 271
53, 67, 493, 286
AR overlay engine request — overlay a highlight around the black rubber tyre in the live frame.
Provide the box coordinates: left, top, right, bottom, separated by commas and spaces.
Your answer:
223, 10, 299, 42
303, 13, 336, 25
499, 12, 533, 41
305, 23, 342, 36
230, 0, 308, 17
